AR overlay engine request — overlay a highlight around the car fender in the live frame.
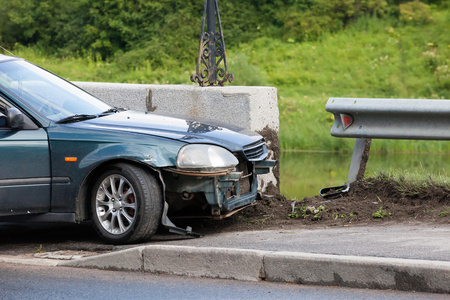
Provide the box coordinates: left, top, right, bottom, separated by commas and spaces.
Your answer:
78, 143, 181, 169
48, 130, 186, 215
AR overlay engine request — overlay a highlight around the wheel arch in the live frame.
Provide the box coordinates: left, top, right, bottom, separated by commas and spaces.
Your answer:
74, 159, 164, 222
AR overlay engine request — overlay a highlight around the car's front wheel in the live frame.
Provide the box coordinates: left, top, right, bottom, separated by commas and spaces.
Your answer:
91, 163, 163, 244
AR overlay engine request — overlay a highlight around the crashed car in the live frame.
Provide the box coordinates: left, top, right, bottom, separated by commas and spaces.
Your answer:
0, 55, 276, 244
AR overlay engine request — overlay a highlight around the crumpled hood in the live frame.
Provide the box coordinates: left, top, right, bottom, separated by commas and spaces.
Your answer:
74, 110, 263, 152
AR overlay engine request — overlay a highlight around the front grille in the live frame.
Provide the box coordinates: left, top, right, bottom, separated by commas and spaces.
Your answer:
243, 139, 267, 161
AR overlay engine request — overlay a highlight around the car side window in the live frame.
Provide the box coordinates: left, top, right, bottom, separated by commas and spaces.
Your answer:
0, 105, 7, 128
0, 98, 39, 131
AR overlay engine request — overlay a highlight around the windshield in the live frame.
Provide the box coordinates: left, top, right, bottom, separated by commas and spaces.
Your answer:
0, 59, 111, 121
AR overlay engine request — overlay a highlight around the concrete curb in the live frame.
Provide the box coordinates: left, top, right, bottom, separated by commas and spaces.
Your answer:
0, 256, 60, 266
264, 252, 450, 294
142, 246, 266, 282
59, 247, 146, 272
58, 245, 450, 294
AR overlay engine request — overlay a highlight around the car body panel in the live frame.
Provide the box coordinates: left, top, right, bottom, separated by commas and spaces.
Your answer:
46, 124, 185, 212
0, 128, 51, 216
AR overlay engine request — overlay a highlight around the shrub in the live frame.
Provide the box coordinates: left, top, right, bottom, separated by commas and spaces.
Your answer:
399, 0, 433, 24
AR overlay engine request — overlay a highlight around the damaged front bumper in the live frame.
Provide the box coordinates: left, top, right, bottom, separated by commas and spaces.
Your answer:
162, 159, 277, 218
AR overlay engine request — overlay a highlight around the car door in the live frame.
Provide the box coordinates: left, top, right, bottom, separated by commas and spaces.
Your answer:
0, 99, 51, 216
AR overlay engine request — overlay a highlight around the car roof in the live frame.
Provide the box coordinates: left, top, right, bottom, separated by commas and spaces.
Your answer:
0, 54, 21, 63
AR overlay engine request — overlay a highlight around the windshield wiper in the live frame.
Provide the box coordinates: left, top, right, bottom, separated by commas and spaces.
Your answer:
99, 107, 119, 116
56, 107, 125, 124
98, 107, 127, 117
56, 114, 97, 124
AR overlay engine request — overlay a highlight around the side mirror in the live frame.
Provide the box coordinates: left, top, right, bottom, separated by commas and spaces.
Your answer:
7, 107, 24, 129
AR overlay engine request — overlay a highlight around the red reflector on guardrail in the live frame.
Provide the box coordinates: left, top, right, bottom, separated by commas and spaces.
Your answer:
340, 114, 353, 130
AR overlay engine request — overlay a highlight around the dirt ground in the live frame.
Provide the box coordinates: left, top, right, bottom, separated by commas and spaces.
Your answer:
193, 178, 450, 233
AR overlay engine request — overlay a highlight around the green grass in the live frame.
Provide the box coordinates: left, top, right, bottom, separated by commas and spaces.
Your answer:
11, 9, 450, 153
369, 168, 449, 204
372, 168, 449, 188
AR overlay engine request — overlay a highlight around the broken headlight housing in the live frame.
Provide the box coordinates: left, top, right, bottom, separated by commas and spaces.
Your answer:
176, 144, 238, 172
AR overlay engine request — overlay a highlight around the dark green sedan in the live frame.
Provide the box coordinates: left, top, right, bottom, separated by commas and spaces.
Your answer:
0, 55, 275, 244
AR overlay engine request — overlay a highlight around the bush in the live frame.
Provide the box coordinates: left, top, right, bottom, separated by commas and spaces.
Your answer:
280, 0, 388, 42
399, 0, 433, 24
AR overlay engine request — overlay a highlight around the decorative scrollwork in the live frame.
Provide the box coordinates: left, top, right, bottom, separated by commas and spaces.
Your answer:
191, 0, 233, 87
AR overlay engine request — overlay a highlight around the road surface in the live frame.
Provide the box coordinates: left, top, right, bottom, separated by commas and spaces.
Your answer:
0, 263, 447, 299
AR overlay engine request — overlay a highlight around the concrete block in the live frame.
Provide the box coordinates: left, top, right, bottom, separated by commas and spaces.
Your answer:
59, 247, 144, 272
142, 245, 266, 281
147, 85, 279, 133
75, 83, 278, 132
76, 82, 150, 112
264, 252, 450, 293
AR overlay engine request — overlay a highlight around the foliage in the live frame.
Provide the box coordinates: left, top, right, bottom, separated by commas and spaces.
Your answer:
372, 206, 390, 218
288, 204, 326, 220
35, 244, 44, 253
399, 0, 433, 24
1, 0, 445, 64
439, 209, 449, 217
279, 0, 389, 42
0, 0, 265, 64
332, 211, 357, 222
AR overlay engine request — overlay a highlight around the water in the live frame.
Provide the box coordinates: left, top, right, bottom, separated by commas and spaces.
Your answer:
280, 151, 450, 200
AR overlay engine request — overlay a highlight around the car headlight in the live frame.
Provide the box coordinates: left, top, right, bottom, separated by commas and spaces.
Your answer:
176, 144, 239, 172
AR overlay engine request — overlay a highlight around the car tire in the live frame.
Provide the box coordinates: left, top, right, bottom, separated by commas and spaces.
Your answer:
91, 163, 163, 244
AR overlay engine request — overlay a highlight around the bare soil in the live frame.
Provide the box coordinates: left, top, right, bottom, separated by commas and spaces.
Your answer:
193, 178, 450, 233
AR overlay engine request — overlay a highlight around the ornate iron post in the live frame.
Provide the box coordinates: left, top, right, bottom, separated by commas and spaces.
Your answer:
191, 0, 233, 87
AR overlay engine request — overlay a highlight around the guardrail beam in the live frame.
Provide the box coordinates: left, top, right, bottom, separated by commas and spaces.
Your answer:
326, 98, 450, 141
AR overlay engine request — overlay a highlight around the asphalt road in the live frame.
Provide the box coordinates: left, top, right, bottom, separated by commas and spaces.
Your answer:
0, 263, 447, 300
0, 222, 112, 256
151, 222, 450, 261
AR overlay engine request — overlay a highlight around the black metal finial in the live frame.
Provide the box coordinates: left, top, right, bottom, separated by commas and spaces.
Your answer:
191, 0, 233, 87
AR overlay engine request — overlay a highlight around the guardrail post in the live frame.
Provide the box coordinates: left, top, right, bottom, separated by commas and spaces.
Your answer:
347, 138, 371, 183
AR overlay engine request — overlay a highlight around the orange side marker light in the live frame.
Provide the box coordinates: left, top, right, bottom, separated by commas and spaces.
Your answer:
65, 157, 77, 162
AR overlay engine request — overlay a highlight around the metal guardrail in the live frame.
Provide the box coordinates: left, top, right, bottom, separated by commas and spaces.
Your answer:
326, 98, 450, 140
320, 97, 450, 198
